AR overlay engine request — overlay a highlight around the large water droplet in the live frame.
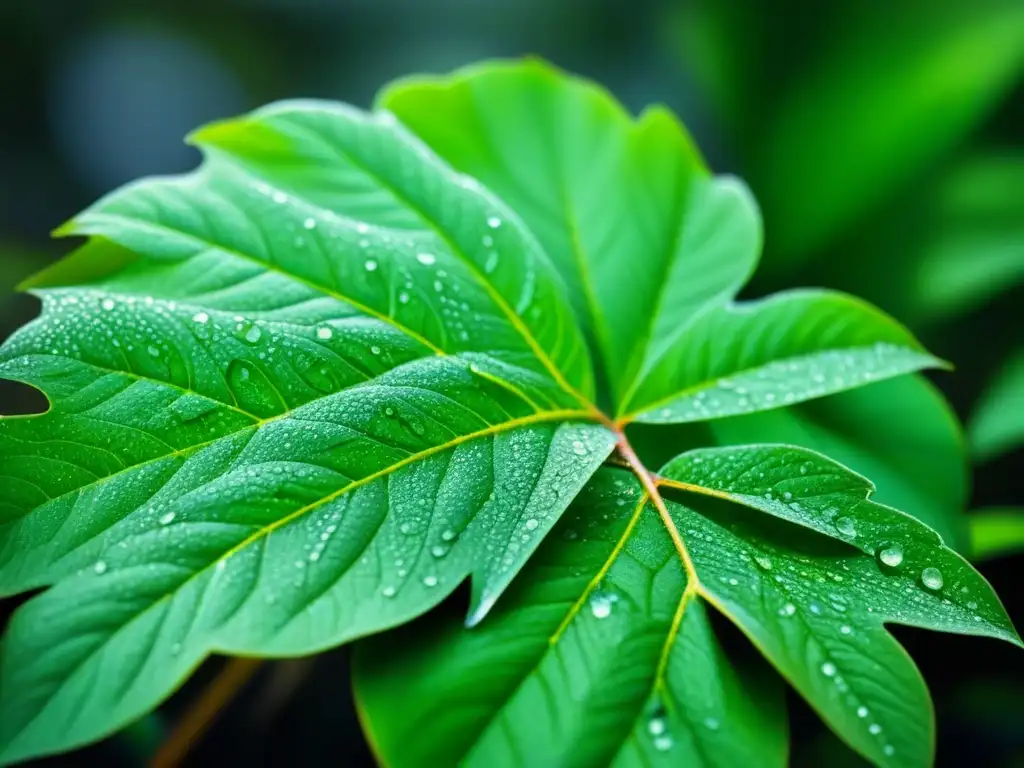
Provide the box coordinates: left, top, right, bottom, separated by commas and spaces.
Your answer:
317, 327, 334, 340
94, 561, 108, 574
835, 517, 856, 538
244, 326, 262, 344
921, 567, 944, 591
821, 662, 837, 677
589, 589, 618, 619
158, 511, 176, 526
416, 252, 436, 266
877, 544, 904, 568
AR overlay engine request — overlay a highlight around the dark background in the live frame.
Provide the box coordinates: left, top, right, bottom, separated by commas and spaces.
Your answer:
1, 1, 1022, 766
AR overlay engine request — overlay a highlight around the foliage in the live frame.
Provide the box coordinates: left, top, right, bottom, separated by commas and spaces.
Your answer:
0, 60, 1017, 767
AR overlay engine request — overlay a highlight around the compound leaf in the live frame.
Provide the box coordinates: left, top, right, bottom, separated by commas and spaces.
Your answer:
379, 61, 941, 421
0, 99, 615, 763
356, 446, 1018, 768
0, 60, 1008, 768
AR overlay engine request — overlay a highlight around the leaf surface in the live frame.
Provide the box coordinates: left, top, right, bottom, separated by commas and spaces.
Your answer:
356, 446, 1018, 768
379, 61, 940, 419
0, 60, 1003, 767
0, 100, 616, 762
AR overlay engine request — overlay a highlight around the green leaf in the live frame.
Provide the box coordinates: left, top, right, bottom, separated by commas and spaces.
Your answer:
356, 447, 1018, 768
969, 351, 1024, 462
969, 510, 1024, 561
0, 60, 1003, 767
355, 470, 788, 768
0, 99, 616, 762
379, 61, 941, 419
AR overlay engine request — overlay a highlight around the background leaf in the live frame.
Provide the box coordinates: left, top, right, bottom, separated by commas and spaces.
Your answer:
969, 350, 1024, 462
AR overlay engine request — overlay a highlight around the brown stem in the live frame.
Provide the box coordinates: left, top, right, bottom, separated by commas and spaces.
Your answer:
150, 657, 263, 768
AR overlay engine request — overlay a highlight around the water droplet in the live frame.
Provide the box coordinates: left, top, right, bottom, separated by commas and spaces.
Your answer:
877, 544, 904, 568
244, 326, 262, 344
572, 439, 588, 456
840, 625, 852, 635
416, 252, 436, 266
653, 735, 673, 752
857, 706, 869, 718
883, 745, 895, 757
317, 327, 333, 340
382, 585, 396, 598
94, 561, 108, 574
648, 717, 666, 736
364, 259, 378, 272
525, 518, 539, 531
921, 567, 944, 591
589, 589, 618, 619
192, 311, 209, 324
398, 291, 410, 304
703, 717, 720, 731
441, 529, 457, 542
272, 191, 288, 204
869, 724, 882, 735
779, 602, 796, 617
158, 511, 176, 526
753, 553, 773, 571
821, 662, 837, 677
423, 575, 438, 587
101, 298, 115, 311
835, 517, 856, 538
147, 345, 161, 357
303, 217, 317, 230
487, 216, 501, 228
430, 545, 447, 558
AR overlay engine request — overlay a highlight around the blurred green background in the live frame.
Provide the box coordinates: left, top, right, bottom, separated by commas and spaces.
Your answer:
1, 0, 1022, 765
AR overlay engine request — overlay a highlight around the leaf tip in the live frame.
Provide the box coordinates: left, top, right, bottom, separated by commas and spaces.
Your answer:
464, 594, 497, 629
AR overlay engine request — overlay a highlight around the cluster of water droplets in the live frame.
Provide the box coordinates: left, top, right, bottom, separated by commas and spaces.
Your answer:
650, 343, 919, 422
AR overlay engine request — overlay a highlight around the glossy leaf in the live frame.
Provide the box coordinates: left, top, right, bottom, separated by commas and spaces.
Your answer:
969, 350, 1024, 462
380, 61, 940, 420
0, 60, 1004, 767
357, 447, 1018, 768
0, 99, 616, 762
356, 470, 788, 768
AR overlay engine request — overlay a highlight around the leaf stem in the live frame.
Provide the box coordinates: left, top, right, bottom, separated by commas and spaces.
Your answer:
611, 428, 699, 585
150, 657, 262, 768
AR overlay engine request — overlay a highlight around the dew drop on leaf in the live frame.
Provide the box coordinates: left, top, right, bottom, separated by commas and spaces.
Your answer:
821, 662, 837, 677
423, 575, 438, 587
364, 259, 378, 272
778, 602, 797, 617
921, 567, 944, 591
416, 252, 436, 266
158, 512, 176, 526
589, 589, 618, 619
94, 561, 107, 575
703, 717, 720, 731
317, 327, 333, 340
877, 543, 904, 568
835, 517, 856, 538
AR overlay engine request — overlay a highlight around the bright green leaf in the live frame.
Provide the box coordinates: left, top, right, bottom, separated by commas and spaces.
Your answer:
970, 510, 1024, 561
380, 61, 940, 420
0, 60, 1003, 767
355, 470, 787, 768
357, 446, 1017, 768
